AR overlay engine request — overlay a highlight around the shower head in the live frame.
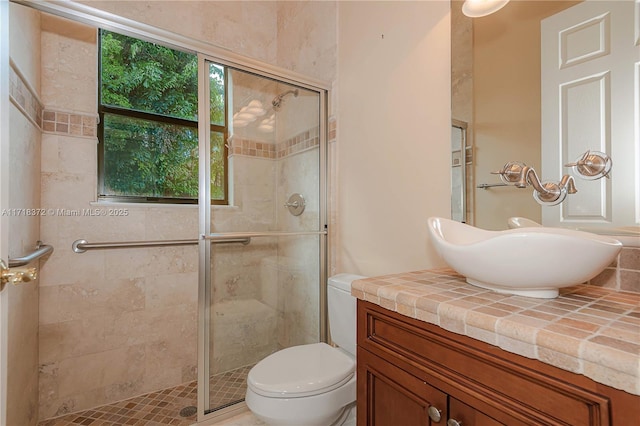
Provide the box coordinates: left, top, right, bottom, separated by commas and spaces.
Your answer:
272, 89, 299, 111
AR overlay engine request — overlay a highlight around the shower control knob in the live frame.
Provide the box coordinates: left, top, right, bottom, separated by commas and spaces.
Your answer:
284, 193, 305, 216
427, 406, 442, 422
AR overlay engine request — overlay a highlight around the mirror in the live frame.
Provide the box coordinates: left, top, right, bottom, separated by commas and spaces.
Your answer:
451, 0, 639, 234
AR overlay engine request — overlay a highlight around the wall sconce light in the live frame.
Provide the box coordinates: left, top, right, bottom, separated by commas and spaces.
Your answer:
462, 0, 510, 18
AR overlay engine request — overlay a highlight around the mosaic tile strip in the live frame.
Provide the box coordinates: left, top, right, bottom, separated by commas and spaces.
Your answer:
9, 61, 43, 129
276, 125, 319, 158
39, 365, 253, 426
353, 269, 640, 396
42, 110, 98, 138
228, 136, 277, 159
229, 125, 320, 160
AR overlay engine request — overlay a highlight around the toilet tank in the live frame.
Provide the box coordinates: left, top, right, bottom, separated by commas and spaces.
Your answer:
328, 274, 366, 357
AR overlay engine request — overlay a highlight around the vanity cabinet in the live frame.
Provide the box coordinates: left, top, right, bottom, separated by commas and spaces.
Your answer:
357, 300, 640, 426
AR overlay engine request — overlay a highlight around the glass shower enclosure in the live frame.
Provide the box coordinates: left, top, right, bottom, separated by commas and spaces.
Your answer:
197, 58, 328, 420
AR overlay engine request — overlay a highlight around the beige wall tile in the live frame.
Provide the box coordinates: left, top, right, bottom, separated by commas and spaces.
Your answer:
37, 1, 334, 420
620, 270, 640, 293
276, 1, 336, 82
39, 251, 105, 289
619, 247, 640, 270
146, 272, 198, 309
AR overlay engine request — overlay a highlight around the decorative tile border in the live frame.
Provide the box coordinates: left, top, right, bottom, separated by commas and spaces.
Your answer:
42, 110, 98, 138
228, 136, 277, 159
9, 60, 43, 129
353, 269, 640, 395
276, 125, 319, 158
9, 58, 98, 139
228, 125, 320, 160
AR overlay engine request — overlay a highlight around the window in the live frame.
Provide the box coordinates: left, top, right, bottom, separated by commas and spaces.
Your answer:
98, 30, 227, 204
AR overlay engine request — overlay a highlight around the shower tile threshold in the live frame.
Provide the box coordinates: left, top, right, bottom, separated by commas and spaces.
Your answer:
39, 365, 256, 426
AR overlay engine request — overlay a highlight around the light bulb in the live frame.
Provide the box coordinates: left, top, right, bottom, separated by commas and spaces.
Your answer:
462, 0, 510, 18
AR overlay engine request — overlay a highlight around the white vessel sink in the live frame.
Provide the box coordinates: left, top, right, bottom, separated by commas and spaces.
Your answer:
508, 217, 639, 247
427, 217, 622, 298
507, 217, 542, 229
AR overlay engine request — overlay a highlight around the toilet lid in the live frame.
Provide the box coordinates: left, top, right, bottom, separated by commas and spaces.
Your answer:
247, 342, 355, 397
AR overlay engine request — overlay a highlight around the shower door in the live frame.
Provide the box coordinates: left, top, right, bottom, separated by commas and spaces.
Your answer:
197, 58, 328, 420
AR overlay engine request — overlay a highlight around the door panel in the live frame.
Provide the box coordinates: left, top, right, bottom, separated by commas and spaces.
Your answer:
542, 1, 639, 227
202, 63, 324, 417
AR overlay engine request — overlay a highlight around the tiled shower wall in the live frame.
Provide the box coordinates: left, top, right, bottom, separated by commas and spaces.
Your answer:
37, 18, 202, 419
36, 5, 333, 419
210, 121, 322, 374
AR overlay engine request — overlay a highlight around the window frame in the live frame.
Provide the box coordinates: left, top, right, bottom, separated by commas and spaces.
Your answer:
97, 29, 229, 205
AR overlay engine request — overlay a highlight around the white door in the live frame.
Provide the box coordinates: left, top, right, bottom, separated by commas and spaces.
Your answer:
541, 0, 639, 228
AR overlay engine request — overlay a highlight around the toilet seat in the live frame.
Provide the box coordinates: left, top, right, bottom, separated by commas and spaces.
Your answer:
248, 342, 355, 398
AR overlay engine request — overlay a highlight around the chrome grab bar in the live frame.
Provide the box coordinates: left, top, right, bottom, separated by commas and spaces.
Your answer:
9, 241, 54, 267
73, 238, 199, 253
72, 231, 325, 253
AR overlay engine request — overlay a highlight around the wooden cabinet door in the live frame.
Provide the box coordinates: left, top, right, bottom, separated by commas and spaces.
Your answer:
358, 348, 447, 426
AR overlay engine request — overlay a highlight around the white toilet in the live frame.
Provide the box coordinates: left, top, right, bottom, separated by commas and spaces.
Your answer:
245, 273, 365, 426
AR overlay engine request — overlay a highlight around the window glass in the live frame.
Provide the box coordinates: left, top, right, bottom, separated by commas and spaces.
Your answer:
100, 30, 198, 120
102, 113, 199, 199
209, 63, 225, 127
99, 30, 227, 203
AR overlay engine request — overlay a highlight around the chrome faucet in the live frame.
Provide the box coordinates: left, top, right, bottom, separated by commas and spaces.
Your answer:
493, 162, 576, 205
491, 150, 610, 206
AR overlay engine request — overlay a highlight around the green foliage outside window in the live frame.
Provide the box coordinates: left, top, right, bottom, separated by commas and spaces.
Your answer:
99, 30, 227, 202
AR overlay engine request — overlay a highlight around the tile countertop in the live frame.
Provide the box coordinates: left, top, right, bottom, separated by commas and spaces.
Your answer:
351, 269, 640, 396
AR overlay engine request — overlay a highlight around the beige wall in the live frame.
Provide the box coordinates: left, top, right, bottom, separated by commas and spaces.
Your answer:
7, 4, 42, 425
472, 1, 578, 230
336, 1, 451, 277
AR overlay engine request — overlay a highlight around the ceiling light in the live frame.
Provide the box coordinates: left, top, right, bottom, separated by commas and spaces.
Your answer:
462, 0, 510, 18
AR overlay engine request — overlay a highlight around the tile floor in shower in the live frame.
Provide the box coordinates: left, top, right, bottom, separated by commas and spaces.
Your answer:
39, 365, 257, 426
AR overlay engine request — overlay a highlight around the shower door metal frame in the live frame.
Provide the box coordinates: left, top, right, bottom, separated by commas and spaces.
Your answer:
197, 55, 329, 423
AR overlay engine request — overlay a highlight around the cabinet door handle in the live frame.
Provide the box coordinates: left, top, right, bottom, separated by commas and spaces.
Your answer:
447, 419, 462, 426
427, 406, 442, 422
